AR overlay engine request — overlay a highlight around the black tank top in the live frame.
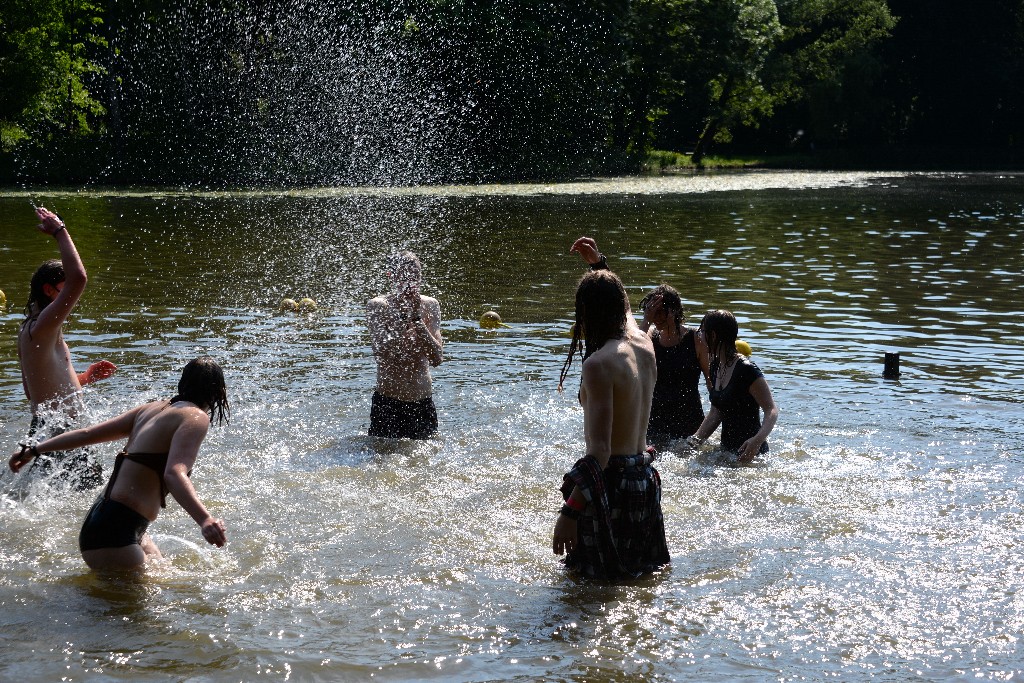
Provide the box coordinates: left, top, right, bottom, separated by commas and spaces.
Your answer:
648, 327, 705, 438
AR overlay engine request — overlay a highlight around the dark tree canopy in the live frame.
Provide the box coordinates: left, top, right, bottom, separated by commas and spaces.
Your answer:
1, 0, 1021, 185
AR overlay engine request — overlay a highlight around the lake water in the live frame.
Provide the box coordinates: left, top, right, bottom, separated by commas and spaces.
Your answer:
1, 171, 1022, 681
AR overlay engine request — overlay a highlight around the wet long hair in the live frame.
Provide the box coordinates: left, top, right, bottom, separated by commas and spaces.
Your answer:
639, 284, 685, 331
699, 309, 739, 363
171, 357, 230, 425
24, 260, 65, 318
558, 270, 627, 390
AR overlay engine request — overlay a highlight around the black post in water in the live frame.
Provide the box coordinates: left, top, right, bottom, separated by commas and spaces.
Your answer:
883, 352, 900, 379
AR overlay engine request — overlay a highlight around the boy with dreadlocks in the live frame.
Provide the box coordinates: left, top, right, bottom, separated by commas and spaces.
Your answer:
552, 236, 670, 579
18, 206, 116, 489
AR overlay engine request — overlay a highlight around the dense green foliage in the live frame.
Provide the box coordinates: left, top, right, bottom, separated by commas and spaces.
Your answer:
1, 0, 1022, 185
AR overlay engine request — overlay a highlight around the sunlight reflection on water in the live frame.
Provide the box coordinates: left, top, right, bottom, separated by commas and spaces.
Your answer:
0, 171, 1022, 680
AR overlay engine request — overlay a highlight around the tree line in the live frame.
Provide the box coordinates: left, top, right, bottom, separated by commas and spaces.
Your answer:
2, 0, 1022, 186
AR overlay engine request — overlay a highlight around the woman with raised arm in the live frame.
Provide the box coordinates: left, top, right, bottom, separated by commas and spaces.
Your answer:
687, 310, 778, 462
9, 357, 230, 571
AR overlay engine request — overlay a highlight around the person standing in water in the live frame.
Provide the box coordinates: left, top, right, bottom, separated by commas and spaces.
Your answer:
366, 251, 444, 439
552, 237, 670, 579
9, 357, 229, 572
638, 284, 710, 442
18, 206, 116, 489
687, 309, 778, 462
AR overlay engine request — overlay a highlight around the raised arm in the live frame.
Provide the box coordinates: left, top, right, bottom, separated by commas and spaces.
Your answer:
164, 409, 226, 547
29, 208, 87, 339
569, 236, 638, 328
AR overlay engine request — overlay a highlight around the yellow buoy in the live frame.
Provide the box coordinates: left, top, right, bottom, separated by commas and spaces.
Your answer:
298, 297, 318, 312
479, 311, 510, 329
279, 298, 299, 312
0, 288, 6, 309
735, 339, 752, 356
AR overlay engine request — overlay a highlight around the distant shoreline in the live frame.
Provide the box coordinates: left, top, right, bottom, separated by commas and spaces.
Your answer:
0, 169, 931, 198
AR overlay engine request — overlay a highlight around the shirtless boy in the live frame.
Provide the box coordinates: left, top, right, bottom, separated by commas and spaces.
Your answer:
552, 236, 670, 579
366, 251, 444, 439
18, 207, 116, 487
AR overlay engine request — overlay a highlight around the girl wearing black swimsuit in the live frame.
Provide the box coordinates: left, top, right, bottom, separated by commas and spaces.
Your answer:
639, 285, 710, 441
687, 310, 779, 462
9, 357, 230, 571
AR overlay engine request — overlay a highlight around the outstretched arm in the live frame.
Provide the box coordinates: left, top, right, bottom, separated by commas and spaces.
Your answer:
9, 405, 143, 472
164, 409, 226, 548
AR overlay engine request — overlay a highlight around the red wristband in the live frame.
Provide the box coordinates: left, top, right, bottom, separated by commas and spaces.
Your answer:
565, 496, 585, 511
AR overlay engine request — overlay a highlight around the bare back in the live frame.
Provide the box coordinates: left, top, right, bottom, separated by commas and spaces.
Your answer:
107, 400, 210, 521
579, 327, 657, 464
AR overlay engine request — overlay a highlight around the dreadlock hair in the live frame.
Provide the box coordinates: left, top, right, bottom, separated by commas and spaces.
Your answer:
24, 260, 65, 317
699, 309, 739, 363
558, 270, 628, 390
639, 284, 685, 331
171, 357, 230, 426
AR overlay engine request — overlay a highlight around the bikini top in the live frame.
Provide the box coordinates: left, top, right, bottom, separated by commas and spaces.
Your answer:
102, 450, 190, 508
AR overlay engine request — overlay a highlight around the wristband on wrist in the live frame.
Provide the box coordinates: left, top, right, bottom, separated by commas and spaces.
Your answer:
589, 255, 608, 271
565, 495, 585, 512
17, 441, 41, 460
52, 225, 67, 237
559, 504, 582, 520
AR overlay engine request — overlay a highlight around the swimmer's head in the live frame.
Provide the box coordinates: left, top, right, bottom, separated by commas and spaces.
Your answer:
389, 250, 422, 293
699, 309, 739, 361
173, 356, 230, 426
559, 270, 627, 390
640, 284, 685, 329
25, 259, 65, 315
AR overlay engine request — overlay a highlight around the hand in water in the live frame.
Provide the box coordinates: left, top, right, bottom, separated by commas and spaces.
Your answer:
201, 517, 227, 548
737, 438, 761, 462
552, 514, 577, 555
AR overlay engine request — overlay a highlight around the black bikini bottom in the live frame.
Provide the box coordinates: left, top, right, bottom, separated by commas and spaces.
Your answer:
78, 496, 151, 552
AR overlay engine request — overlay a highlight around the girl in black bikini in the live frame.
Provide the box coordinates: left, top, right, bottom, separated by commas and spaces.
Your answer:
8, 357, 230, 571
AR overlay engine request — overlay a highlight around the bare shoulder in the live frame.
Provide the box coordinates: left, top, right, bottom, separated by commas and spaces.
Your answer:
582, 341, 626, 376
629, 329, 655, 356
174, 404, 212, 432
367, 295, 388, 311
